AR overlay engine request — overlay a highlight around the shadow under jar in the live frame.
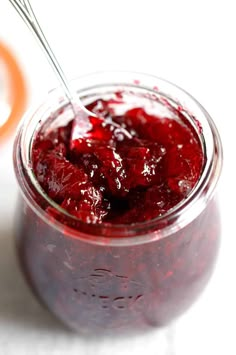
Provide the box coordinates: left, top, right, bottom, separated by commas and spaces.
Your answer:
13, 72, 222, 334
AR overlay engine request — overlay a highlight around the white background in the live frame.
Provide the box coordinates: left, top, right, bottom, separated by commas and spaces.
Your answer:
0, 1, 235, 354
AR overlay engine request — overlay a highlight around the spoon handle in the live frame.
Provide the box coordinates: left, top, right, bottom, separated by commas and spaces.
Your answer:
9, 0, 75, 104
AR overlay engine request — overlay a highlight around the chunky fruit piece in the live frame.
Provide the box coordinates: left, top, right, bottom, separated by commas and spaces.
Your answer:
61, 189, 107, 224
34, 152, 89, 201
32, 93, 204, 224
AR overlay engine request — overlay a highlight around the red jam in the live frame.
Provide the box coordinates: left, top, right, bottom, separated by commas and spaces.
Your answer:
14, 88, 220, 334
32, 92, 204, 224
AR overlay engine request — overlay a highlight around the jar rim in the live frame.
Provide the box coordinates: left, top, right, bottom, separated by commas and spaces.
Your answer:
13, 71, 223, 246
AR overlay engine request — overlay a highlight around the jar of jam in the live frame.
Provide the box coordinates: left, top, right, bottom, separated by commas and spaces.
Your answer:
13, 72, 222, 334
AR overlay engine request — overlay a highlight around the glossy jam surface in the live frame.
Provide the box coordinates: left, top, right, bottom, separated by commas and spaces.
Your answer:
32, 92, 204, 224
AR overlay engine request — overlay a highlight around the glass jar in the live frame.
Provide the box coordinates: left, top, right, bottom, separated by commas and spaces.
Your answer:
13, 72, 222, 334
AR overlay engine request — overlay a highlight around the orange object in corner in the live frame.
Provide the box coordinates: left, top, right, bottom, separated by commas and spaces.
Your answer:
0, 41, 27, 142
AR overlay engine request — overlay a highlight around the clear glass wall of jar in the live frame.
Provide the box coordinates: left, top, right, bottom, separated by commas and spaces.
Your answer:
13, 72, 222, 334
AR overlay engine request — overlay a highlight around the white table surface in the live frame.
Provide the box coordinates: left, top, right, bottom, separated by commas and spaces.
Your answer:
0, 1, 235, 354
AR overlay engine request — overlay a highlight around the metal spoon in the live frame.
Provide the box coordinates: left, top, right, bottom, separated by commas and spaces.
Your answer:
9, 0, 132, 140
9, 0, 94, 126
